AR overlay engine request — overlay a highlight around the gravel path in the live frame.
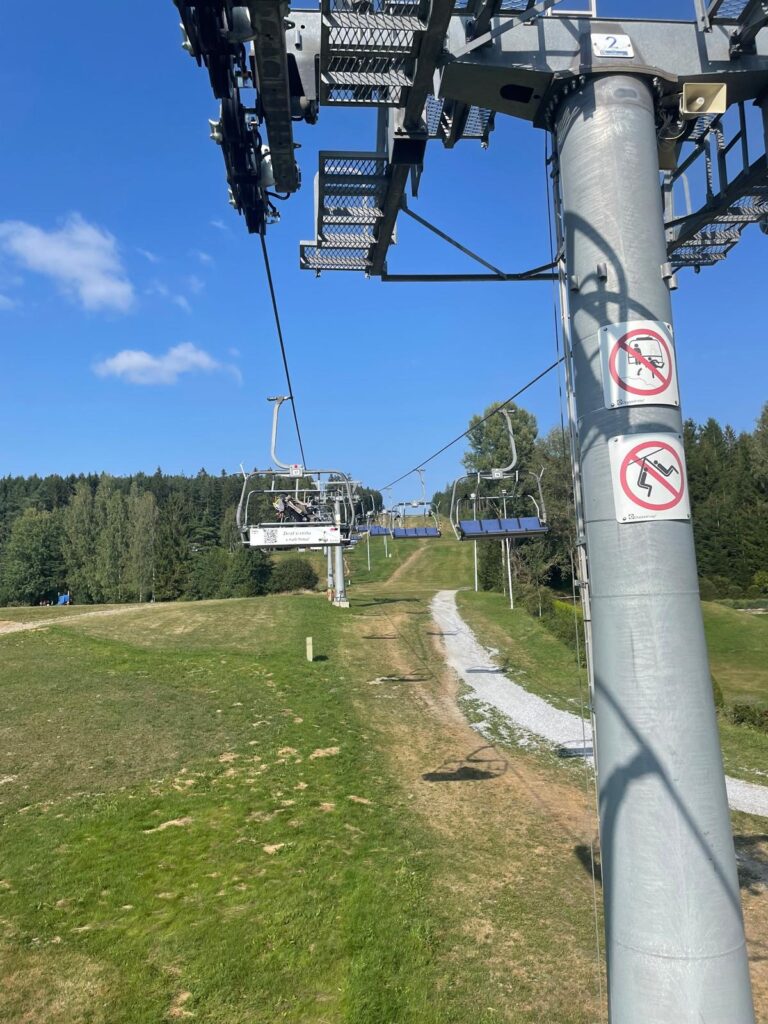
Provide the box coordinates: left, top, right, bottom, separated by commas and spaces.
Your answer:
431, 589, 768, 819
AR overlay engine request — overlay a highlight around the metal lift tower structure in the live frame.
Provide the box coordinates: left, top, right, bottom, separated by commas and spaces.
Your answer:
173, 1, 768, 1020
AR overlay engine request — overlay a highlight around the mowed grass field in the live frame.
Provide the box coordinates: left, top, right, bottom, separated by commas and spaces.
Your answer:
0, 536, 766, 1021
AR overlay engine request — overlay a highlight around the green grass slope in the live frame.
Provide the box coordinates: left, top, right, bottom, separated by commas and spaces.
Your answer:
703, 602, 768, 703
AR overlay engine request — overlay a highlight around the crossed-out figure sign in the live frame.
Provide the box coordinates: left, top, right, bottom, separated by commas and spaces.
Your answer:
600, 321, 679, 409
610, 329, 673, 397
609, 433, 691, 523
621, 441, 684, 511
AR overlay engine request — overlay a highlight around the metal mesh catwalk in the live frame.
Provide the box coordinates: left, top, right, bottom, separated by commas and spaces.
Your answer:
709, 0, 753, 19
669, 188, 768, 266
321, 0, 424, 106
666, 104, 768, 269
425, 95, 494, 143
300, 152, 389, 271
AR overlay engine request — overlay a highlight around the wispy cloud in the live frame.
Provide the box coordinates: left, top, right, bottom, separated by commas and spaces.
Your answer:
94, 342, 233, 386
0, 214, 134, 312
210, 219, 228, 232
0, 294, 17, 311
147, 280, 191, 313
137, 247, 160, 264
193, 250, 213, 265
186, 274, 205, 295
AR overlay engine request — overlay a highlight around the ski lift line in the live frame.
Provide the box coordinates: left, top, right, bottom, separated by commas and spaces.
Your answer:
377, 358, 564, 493
259, 232, 307, 468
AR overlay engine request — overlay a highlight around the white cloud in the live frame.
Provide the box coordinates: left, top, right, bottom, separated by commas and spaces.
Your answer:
186, 274, 205, 295
0, 214, 134, 312
137, 247, 160, 264
147, 280, 191, 313
210, 219, 228, 231
94, 342, 224, 386
193, 250, 213, 265
0, 294, 16, 311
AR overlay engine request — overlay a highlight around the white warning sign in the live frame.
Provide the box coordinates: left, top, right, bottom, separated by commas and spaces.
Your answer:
609, 433, 691, 524
600, 321, 679, 409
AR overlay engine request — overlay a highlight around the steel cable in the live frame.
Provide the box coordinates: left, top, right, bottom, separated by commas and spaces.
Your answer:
259, 232, 308, 467
378, 358, 563, 493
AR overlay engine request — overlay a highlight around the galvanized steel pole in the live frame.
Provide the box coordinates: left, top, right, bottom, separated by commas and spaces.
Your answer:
333, 498, 347, 606
554, 74, 754, 1023
326, 545, 334, 599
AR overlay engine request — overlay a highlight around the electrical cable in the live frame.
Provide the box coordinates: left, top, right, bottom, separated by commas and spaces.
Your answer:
259, 231, 308, 467
378, 358, 563, 493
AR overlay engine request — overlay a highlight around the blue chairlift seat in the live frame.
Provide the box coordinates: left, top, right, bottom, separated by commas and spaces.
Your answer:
457, 516, 548, 540
392, 527, 441, 539
369, 525, 391, 537
356, 524, 370, 533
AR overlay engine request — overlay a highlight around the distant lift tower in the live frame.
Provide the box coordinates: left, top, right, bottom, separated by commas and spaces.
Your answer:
174, 2, 768, 1020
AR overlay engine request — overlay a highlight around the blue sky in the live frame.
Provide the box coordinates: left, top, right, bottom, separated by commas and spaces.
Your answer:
0, 0, 764, 501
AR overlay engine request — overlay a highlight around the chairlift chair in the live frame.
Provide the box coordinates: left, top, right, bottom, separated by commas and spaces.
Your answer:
390, 470, 441, 539
236, 396, 357, 550
449, 409, 549, 541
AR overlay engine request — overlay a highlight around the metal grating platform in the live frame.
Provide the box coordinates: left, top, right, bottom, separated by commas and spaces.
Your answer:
669, 188, 768, 268
300, 245, 372, 270
666, 101, 768, 270
321, 0, 424, 106
426, 95, 494, 142
301, 151, 391, 271
711, 0, 752, 18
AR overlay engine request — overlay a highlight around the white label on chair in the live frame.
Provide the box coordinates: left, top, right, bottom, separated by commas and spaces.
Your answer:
592, 33, 634, 59
248, 524, 342, 547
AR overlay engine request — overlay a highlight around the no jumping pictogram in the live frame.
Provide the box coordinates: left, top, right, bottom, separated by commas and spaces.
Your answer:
609, 433, 691, 524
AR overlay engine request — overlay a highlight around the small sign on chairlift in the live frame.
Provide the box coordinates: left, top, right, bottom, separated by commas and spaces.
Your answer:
592, 33, 634, 59
289, 463, 303, 478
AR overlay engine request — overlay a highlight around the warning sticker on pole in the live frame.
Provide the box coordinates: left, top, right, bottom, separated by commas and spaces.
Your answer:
599, 321, 679, 409
609, 433, 691, 524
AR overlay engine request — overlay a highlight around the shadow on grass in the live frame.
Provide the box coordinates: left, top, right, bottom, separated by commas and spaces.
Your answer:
371, 674, 427, 684
574, 833, 768, 895
422, 746, 508, 783
574, 843, 602, 886
734, 832, 768, 895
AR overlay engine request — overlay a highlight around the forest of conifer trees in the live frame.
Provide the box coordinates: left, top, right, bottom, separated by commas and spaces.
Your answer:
0, 404, 766, 606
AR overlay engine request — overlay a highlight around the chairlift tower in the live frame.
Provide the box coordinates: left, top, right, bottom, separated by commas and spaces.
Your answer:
173, 1, 768, 1020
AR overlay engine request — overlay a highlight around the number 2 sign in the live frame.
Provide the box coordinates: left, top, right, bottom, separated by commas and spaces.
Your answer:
592, 34, 635, 59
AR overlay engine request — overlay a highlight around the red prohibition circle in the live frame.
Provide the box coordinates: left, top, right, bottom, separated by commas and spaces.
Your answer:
609, 328, 673, 397
619, 441, 684, 512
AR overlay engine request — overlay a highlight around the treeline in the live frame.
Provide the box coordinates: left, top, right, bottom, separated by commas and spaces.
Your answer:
434, 401, 768, 601
685, 411, 768, 595
0, 470, 271, 606
1, 403, 766, 607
